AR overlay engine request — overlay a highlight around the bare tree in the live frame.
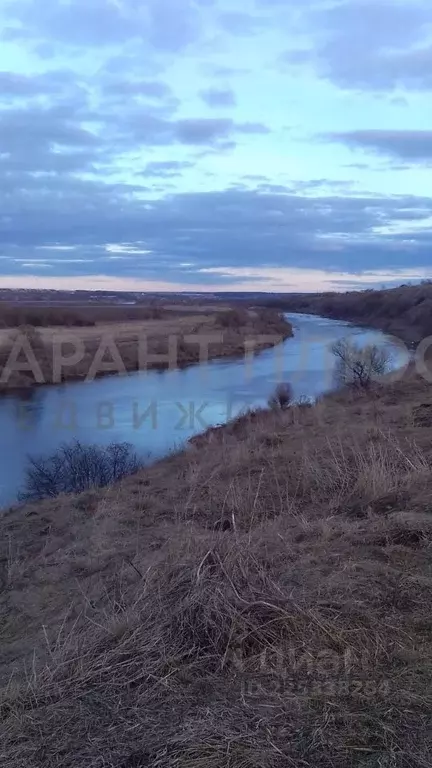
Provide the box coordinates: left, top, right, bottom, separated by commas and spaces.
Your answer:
268, 382, 294, 410
331, 338, 391, 390
19, 440, 143, 502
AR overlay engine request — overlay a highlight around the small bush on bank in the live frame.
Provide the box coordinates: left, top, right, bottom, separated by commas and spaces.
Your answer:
268, 382, 293, 410
18, 440, 143, 501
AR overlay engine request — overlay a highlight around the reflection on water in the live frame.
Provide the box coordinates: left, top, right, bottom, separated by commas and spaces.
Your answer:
0, 314, 408, 507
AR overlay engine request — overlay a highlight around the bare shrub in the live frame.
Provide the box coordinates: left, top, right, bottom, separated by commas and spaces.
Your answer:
332, 338, 391, 390
217, 308, 250, 328
268, 381, 293, 410
18, 440, 142, 502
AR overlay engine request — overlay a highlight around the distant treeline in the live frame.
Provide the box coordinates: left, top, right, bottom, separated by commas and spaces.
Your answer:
259, 281, 432, 344
0, 303, 166, 328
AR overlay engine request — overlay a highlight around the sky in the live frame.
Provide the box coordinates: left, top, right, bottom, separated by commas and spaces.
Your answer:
0, 0, 431, 293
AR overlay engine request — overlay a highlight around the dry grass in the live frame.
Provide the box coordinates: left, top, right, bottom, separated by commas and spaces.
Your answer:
0, 314, 209, 345
1, 368, 432, 766
0, 308, 292, 393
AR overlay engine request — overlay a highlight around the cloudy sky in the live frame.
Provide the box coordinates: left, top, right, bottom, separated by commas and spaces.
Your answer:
0, 0, 431, 293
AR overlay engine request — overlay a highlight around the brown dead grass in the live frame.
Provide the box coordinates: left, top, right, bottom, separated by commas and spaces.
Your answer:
0, 308, 292, 393
0, 367, 432, 766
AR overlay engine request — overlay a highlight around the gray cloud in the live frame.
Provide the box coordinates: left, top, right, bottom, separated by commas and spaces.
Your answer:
201, 63, 250, 78
325, 130, 432, 161
242, 174, 270, 182
1, 0, 431, 290
0, 97, 105, 178
0, 149, 97, 176
141, 161, 195, 177
99, 51, 163, 78
0, 63, 268, 197
2, 0, 211, 52
0, 69, 77, 98
103, 79, 174, 100
1, 172, 431, 284
280, 0, 432, 91
233, 122, 270, 135
255, 183, 290, 193
200, 86, 236, 108
125, 115, 269, 146
101, 77, 180, 116
6, 0, 431, 95
287, 179, 356, 192
343, 162, 372, 170
2, 0, 137, 47
176, 118, 233, 144
0, 104, 98, 149
218, 11, 266, 36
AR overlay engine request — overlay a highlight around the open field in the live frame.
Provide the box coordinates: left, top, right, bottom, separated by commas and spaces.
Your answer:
0, 307, 292, 394
0, 298, 232, 330
1, 360, 432, 766
0, 313, 215, 344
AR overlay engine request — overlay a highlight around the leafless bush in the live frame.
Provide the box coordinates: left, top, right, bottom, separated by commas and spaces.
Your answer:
332, 338, 391, 390
18, 440, 143, 501
268, 381, 293, 410
217, 308, 249, 328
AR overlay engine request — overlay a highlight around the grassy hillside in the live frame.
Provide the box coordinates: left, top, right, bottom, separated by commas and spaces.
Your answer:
260, 281, 432, 344
1, 365, 432, 766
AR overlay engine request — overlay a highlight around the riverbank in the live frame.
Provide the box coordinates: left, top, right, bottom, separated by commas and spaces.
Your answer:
0, 314, 398, 507
258, 281, 432, 345
0, 307, 292, 394
1, 362, 432, 766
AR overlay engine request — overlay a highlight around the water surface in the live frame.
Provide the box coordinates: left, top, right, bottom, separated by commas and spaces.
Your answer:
0, 314, 407, 506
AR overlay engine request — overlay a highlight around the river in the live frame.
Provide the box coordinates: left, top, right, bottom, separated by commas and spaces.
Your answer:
0, 314, 408, 507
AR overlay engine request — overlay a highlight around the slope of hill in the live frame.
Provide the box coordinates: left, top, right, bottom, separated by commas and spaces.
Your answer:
1, 364, 432, 767
260, 282, 432, 344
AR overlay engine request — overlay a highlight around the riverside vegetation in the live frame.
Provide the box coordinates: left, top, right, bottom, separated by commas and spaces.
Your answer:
260, 279, 432, 344
1, 286, 432, 767
0, 306, 292, 393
